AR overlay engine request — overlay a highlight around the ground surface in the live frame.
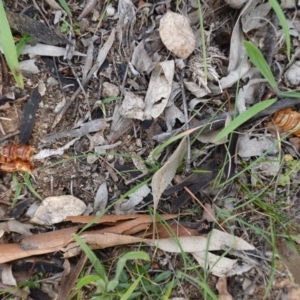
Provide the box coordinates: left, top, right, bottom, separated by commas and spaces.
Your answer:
1, 0, 300, 299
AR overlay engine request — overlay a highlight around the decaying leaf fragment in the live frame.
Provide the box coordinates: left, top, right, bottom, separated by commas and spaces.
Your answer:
30, 195, 87, 225
119, 91, 145, 120
159, 11, 195, 59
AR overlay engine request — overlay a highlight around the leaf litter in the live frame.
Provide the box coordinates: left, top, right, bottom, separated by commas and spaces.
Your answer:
0, 0, 300, 298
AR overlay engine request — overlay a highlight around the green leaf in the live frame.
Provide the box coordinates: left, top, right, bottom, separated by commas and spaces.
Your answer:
153, 270, 171, 283
214, 99, 276, 142
58, 0, 72, 16
16, 34, 34, 57
24, 172, 42, 200
76, 275, 102, 289
120, 275, 143, 300
102, 97, 121, 104
73, 234, 107, 285
11, 173, 22, 207
107, 251, 150, 292
244, 41, 278, 93
279, 91, 300, 98
0, 1, 23, 88
162, 278, 175, 300
268, 0, 291, 61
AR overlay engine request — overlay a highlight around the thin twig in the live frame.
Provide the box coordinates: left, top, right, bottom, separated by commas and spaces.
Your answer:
0, 130, 19, 142
68, 59, 91, 120
181, 68, 191, 173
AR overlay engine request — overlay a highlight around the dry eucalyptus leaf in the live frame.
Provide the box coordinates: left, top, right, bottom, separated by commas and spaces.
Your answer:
148, 228, 255, 277
184, 80, 210, 98
63, 233, 144, 258
219, 61, 251, 90
227, 0, 254, 72
152, 136, 187, 212
241, 0, 271, 33
30, 195, 87, 225
21, 43, 85, 57
0, 220, 33, 236
165, 104, 185, 132
94, 182, 108, 213
144, 60, 174, 119
159, 11, 195, 59
120, 184, 151, 211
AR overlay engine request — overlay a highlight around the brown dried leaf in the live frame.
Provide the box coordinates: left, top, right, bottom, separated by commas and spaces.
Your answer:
62, 233, 145, 258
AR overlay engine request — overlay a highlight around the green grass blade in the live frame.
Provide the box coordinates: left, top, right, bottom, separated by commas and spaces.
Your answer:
76, 275, 102, 289
16, 35, 34, 57
0, 1, 23, 88
102, 96, 121, 104
24, 172, 42, 200
120, 275, 143, 300
58, 0, 72, 16
268, 0, 291, 61
244, 41, 277, 93
279, 91, 300, 98
162, 277, 175, 300
11, 173, 22, 207
73, 234, 107, 284
107, 251, 150, 292
214, 98, 276, 141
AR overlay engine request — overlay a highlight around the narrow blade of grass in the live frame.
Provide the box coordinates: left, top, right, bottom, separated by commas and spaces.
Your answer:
24, 172, 42, 200
268, 0, 291, 61
120, 275, 143, 300
73, 234, 107, 283
279, 91, 300, 98
11, 173, 22, 207
214, 99, 276, 141
107, 251, 150, 292
0, 1, 23, 88
244, 41, 278, 93
58, 0, 72, 16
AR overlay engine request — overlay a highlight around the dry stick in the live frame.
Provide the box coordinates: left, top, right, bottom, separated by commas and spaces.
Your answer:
0, 130, 19, 142
68, 59, 91, 120
52, 63, 98, 129
180, 68, 191, 173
